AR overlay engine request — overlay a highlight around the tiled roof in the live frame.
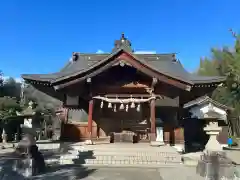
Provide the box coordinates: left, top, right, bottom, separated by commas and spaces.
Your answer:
22, 51, 225, 85
183, 95, 232, 110
22, 34, 226, 86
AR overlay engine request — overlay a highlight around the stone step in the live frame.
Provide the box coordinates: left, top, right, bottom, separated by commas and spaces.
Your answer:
182, 157, 199, 166
45, 157, 182, 167
42, 144, 183, 167
59, 153, 181, 161
77, 150, 179, 156
68, 150, 181, 162
45, 158, 180, 167
84, 159, 181, 165
72, 145, 179, 153
45, 150, 182, 167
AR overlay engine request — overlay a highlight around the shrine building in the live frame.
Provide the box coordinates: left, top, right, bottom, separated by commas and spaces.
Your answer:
22, 33, 227, 147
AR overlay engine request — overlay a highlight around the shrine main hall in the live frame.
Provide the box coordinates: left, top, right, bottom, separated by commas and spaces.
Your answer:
22, 34, 227, 147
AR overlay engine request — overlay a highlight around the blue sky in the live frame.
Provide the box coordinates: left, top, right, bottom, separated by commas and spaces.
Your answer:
0, 0, 240, 79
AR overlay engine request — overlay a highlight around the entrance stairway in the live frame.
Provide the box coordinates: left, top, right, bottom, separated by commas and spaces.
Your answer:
46, 143, 183, 167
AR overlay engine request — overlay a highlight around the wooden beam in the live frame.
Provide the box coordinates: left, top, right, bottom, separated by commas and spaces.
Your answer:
121, 82, 149, 88
150, 98, 156, 141
103, 94, 162, 98
117, 53, 192, 91
88, 99, 94, 142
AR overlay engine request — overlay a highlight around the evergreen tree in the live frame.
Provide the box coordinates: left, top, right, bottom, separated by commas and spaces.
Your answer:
197, 30, 240, 111
0, 71, 4, 97
196, 30, 240, 137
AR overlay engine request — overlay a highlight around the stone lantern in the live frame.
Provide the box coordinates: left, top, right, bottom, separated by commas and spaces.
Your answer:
18, 101, 37, 139
14, 101, 46, 177
1, 128, 7, 144
184, 96, 236, 179
184, 96, 230, 152
203, 110, 224, 152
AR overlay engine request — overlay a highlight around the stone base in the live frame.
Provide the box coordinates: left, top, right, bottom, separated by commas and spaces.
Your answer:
13, 158, 33, 177
13, 156, 45, 177
197, 151, 235, 179
150, 141, 165, 147
204, 135, 223, 152
149, 133, 156, 142
84, 140, 95, 145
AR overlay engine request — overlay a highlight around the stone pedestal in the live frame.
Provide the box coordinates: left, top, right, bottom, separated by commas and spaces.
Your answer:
2, 128, 7, 143
197, 151, 236, 179
84, 139, 95, 145
13, 158, 34, 178
203, 121, 222, 152
14, 134, 45, 177
149, 133, 158, 146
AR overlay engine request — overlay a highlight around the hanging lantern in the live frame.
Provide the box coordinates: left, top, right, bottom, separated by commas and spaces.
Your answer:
136, 104, 141, 112
108, 102, 112, 108
100, 101, 104, 108
114, 104, 117, 112
125, 104, 129, 112
119, 103, 124, 110
130, 102, 135, 108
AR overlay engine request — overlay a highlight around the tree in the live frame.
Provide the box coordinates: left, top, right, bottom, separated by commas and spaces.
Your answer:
2, 77, 21, 99
23, 84, 61, 114
197, 30, 240, 105
22, 84, 62, 138
196, 30, 240, 137
0, 71, 4, 97
0, 73, 23, 142
197, 57, 220, 76
0, 76, 22, 120
0, 97, 21, 121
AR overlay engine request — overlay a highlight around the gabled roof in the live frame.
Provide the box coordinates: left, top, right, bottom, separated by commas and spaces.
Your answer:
22, 50, 226, 84
183, 95, 232, 111
22, 34, 226, 89
53, 48, 195, 85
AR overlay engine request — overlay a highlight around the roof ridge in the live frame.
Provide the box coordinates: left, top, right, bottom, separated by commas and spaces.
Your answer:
76, 52, 110, 55
72, 52, 175, 56
135, 53, 175, 56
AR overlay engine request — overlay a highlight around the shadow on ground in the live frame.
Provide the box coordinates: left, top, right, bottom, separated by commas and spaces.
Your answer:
0, 141, 96, 180
33, 165, 96, 180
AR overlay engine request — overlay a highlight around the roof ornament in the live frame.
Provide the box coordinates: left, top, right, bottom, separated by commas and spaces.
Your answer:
121, 33, 126, 42
112, 33, 133, 52
72, 52, 78, 62
172, 54, 177, 62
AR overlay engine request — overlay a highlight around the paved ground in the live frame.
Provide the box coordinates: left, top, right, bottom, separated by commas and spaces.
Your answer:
0, 157, 239, 179
0, 163, 211, 180
1, 142, 240, 179
33, 166, 206, 180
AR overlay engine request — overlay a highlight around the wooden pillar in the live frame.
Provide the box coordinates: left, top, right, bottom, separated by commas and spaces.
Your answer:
150, 98, 156, 141
88, 99, 94, 141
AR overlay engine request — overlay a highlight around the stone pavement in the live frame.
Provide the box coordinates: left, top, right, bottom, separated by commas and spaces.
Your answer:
32, 166, 206, 180
0, 153, 239, 179
225, 150, 240, 165
1, 141, 240, 179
